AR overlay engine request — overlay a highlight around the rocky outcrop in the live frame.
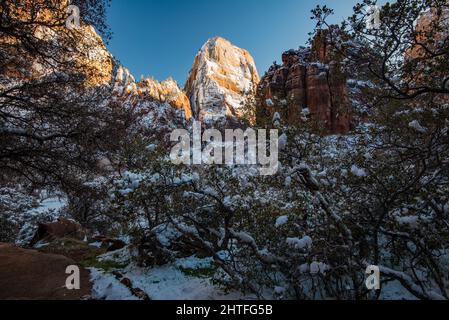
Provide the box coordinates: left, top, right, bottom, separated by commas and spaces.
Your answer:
0, 243, 91, 300
113, 66, 192, 120
406, 6, 449, 103
257, 30, 352, 134
0, 0, 113, 87
137, 77, 192, 120
407, 6, 449, 59
30, 218, 88, 247
110, 65, 191, 149
0, 1, 191, 122
68, 24, 113, 87
185, 37, 260, 124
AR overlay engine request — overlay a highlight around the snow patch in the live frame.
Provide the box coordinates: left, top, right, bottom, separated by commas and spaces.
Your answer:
351, 165, 368, 177
89, 268, 139, 300
286, 236, 313, 250
275, 215, 289, 228
408, 120, 428, 134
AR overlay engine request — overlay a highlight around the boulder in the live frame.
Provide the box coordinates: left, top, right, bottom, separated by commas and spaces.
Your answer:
29, 218, 88, 247
0, 243, 91, 300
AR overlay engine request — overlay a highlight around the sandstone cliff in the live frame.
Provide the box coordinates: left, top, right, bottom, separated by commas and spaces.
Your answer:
405, 6, 449, 102
257, 30, 352, 134
0, 0, 192, 122
185, 37, 260, 124
113, 66, 192, 120
0, 0, 113, 87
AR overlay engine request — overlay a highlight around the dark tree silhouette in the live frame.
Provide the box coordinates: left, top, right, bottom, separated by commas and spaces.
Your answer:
0, 0, 118, 188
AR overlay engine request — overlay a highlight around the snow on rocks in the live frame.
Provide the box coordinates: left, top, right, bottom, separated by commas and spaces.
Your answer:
185, 37, 259, 122
113, 66, 136, 95
233, 231, 256, 246
13, 195, 67, 246
97, 246, 134, 265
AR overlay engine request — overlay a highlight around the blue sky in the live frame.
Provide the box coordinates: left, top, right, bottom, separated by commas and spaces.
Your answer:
106, 0, 380, 86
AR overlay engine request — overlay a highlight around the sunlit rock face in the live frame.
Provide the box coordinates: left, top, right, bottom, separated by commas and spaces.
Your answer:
185, 37, 260, 124
137, 77, 192, 120
111, 65, 190, 147
257, 30, 352, 134
408, 6, 449, 59
406, 6, 449, 101
112, 66, 192, 120
1, 1, 192, 121
75, 25, 114, 87
0, 0, 113, 87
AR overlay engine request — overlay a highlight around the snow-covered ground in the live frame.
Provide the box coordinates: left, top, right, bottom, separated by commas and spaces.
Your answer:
379, 281, 418, 300
90, 255, 247, 300
90, 261, 416, 300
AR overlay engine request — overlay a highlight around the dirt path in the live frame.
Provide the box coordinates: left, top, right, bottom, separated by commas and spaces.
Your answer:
0, 243, 91, 300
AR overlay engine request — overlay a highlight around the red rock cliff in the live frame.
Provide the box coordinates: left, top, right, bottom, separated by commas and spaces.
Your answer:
257, 30, 352, 134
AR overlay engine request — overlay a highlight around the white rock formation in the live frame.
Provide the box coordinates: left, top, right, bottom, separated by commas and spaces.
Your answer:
185, 37, 260, 123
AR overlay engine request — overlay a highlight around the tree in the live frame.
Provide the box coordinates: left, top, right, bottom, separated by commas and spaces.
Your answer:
311, 0, 449, 100
114, 0, 449, 300
307, 0, 449, 299
0, 0, 117, 189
